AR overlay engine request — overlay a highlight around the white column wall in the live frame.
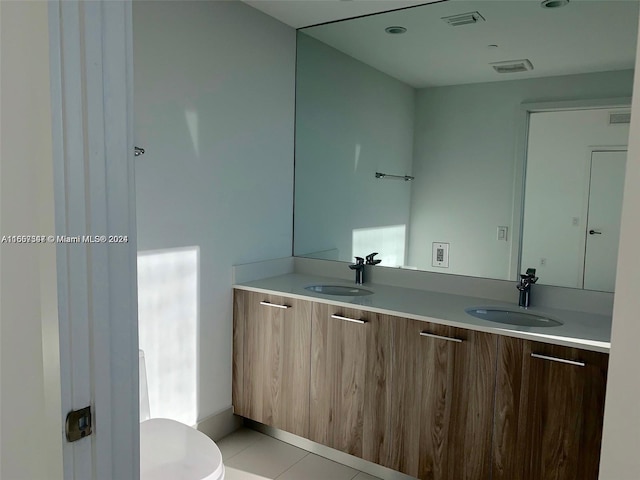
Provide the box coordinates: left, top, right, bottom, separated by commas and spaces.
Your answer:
599, 12, 640, 479
0, 2, 61, 479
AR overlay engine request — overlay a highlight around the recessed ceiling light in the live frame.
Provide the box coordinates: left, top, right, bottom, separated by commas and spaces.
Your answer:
541, 0, 569, 8
385, 26, 407, 35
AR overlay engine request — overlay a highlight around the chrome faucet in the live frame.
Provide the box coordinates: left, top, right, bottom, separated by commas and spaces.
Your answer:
349, 257, 365, 284
365, 252, 381, 266
350, 253, 381, 284
517, 268, 538, 308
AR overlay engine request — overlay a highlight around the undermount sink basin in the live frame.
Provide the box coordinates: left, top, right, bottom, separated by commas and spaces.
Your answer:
305, 285, 374, 296
465, 307, 563, 328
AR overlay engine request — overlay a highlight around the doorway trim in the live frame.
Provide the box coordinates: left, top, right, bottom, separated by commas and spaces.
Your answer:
511, 97, 632, 282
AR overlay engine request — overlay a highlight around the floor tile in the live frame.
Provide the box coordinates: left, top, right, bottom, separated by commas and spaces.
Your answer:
277, 453, 359, 480
224, 465, 272, 480
218, 428, 268, 460
352, 473, 381, 480
225, 435, 308, 479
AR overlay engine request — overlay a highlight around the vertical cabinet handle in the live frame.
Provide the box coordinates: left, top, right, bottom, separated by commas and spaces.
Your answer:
531, 353, 585, 367
259, 301, 291, 309
330, 314, 367, 324
419, 331, 463, 343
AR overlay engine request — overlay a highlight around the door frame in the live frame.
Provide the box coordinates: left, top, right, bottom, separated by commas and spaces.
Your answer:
512, 98, 632, 282
48, 1, 139, 478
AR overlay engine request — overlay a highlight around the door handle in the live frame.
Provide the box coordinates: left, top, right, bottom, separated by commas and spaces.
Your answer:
330, 314, 367, 324
589, 229, 602, 235
531, 353, 585, 367
419, 331, 463, 343
259, 301, 291, 309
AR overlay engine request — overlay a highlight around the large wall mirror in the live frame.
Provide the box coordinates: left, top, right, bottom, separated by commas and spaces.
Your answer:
293, 0, 638, 292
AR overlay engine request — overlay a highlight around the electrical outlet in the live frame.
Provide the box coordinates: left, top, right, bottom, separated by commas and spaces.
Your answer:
432, 242, 449, 268
540, 258, 547, 266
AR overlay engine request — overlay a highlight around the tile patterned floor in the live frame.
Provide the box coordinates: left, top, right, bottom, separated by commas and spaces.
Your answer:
218, 428, 381, 480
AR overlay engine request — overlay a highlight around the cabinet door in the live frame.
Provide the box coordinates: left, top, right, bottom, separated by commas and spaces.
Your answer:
492, 338, 608, 480
309, 303, 392, 464
232, 289, 246, 416
386, 317, 497, 480
236, 290, 311, 437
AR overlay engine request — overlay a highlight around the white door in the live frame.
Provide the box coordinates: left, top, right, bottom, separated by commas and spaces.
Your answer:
49, 1, 139, 479
583, 150, 627, 292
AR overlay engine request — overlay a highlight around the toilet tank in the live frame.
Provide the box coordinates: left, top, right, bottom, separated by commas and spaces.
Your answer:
139, 350, 151, 422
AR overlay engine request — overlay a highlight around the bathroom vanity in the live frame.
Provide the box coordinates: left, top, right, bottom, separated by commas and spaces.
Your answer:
232, 273, 609, 480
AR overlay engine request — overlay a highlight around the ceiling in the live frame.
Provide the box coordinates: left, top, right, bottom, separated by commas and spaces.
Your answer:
243, 0, 438, 29
246, 0, 640, 88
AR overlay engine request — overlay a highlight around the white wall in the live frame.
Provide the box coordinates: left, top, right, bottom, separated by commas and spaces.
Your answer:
0, 1, 62, 479
409, 70, 634, 279
599, 20, 640, 479
521, 109, 629, 289
294, 34, 415, 265
133, 0, 295, 423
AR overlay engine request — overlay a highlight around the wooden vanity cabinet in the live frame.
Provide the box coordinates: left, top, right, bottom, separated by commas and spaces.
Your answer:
309, 303, 393, 464
233, 290, 609, 480
492, 337, 609, 480
232, 290, 312, 437
386, 317, 498, 480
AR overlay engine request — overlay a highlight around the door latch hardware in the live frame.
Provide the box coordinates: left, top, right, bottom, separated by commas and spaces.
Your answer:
65, 406, 92, 442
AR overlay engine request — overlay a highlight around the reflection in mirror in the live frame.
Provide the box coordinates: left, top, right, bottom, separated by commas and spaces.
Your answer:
521, 108, 629, 292
294, 0, 638, 290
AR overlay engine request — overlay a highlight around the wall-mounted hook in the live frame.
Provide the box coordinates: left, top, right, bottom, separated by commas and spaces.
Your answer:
134, 146, 145, 157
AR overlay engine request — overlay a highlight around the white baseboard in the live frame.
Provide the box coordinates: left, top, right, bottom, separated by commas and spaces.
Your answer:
196, 407, 243, 442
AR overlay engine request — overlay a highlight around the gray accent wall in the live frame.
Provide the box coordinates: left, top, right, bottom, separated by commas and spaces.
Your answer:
134, 0, 295, 422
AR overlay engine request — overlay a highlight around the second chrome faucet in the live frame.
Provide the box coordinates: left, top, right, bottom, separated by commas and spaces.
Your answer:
517, 268, 539, 308
349, 252, 380, 284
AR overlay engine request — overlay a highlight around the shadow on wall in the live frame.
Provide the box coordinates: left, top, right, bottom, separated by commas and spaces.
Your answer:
138, 246, 200, 425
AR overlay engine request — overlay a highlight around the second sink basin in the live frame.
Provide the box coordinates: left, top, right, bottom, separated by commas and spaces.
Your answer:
465, 307, 563, 328
305, 285, 373, 296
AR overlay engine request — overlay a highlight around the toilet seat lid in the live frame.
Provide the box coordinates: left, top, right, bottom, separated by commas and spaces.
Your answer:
140, 418, 224, 480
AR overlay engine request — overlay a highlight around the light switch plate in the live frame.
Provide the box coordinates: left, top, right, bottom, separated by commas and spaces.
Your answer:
432, 242, 449, 268
497, 226, 508, 241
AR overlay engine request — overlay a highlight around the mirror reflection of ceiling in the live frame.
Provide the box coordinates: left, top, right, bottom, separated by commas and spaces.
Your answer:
244, 0, 437, 29
293, 0, 637, 288
301, 0, 640, 87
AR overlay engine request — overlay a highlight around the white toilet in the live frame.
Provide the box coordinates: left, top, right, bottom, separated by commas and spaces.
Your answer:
139, 350, 225, 480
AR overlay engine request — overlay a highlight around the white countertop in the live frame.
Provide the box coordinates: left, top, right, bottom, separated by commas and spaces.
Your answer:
234, 273, 611, 353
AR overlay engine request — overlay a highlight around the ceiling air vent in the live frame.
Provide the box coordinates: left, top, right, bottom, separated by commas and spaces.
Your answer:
441, 11, 485, 27
609, 112, 631, 125
490, 59, 534, 74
